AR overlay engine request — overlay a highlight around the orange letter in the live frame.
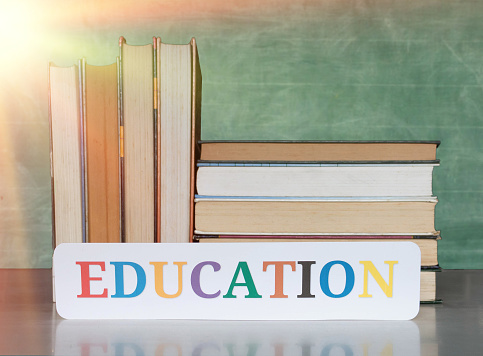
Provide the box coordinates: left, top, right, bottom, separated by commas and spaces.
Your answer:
150, 262, 187, 298
263, 261, 296, 298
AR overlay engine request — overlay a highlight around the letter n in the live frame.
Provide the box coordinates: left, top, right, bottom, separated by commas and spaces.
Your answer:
359, 261, 398, 298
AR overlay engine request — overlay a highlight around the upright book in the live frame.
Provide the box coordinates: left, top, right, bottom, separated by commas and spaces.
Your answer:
119, 38, 155, 243
48, 63, 84, 246
81, 60, 120, 243
156, 37, 202, 243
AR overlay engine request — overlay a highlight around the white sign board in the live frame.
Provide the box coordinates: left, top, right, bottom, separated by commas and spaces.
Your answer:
53, 242, 421, 320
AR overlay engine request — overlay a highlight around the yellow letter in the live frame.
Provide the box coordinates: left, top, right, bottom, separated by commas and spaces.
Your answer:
359, 261, 398, 298
150, 262, 187, 298
156, 344, 182, 356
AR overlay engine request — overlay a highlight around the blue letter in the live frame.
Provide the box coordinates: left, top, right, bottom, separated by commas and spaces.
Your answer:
320, 261, 354, 298
110, 262, 146, 298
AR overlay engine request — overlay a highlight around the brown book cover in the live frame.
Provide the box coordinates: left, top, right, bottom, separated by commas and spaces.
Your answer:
200, 140, 440, 162
82, 60, 120, 243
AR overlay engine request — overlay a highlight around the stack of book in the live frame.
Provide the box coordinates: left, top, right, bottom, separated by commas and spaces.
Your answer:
48, 37, 202, 245
193, 140, 441, 302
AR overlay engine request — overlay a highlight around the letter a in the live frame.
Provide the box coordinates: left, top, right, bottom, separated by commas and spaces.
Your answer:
223, 262, 262, 299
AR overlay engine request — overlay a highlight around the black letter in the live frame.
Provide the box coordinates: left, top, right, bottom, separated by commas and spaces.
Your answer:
297, 261, 316, 298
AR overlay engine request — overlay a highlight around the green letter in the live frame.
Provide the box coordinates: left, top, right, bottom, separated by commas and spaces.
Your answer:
223, 262, 262, 298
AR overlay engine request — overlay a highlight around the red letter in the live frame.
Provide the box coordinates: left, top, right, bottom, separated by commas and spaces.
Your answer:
79, 343, 107, 356
263, 261, 296, 298
76, 261, 108, 298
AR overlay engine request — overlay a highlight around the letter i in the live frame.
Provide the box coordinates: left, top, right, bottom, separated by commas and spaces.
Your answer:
297, 261, 316, 298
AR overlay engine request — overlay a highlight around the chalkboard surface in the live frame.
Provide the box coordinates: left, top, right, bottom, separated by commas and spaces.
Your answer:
0, 0, 481, 268
197, 1, 483, 269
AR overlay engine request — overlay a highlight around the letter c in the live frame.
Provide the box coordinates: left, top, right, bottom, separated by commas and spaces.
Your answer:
191, 261, 221, 298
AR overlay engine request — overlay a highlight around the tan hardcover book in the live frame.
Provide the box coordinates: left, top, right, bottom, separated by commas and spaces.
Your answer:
49, 63, 84, 246
156, 37, 201, 243
196, 164, 438, 197
195, 236, 440, 266
200, 141, 440, 162
420, 270, 438, 303
120, 38, 154, 243
82, 60, 120, 243
194, 198, 438, 235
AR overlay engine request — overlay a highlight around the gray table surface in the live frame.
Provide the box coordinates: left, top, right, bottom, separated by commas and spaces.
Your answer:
0, 269, 481, 355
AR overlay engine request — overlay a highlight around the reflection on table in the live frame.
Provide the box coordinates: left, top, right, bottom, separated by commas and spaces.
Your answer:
54, 319, 421, 356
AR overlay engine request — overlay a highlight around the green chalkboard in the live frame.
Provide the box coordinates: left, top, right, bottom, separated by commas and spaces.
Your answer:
196, 1, 483, 268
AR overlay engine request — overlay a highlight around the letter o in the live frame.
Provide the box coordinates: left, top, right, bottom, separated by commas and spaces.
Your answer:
320, 261, 355, 298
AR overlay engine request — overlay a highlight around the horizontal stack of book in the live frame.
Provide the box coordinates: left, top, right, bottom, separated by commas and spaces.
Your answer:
48, 37, 202, 245
193, 140, 441, 303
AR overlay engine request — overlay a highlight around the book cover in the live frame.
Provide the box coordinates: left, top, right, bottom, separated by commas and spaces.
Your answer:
199, 140, 440, 162
82, 60, 120, 243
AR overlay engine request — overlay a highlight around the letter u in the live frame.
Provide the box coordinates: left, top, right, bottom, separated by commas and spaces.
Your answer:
150, 262, 187, 298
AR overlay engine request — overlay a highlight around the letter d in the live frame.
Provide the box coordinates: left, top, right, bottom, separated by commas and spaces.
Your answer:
110, 262, 146, 298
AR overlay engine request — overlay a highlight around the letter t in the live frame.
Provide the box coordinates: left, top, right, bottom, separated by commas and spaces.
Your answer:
263, 261, 296, 298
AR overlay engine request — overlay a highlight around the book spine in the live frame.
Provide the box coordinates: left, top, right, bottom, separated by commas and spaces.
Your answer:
199, 140, 442, 145
48, 63, 56, 249
155, 37, 161, 243
197, 160, 440, 166
153, 37, 158, 242
80, 59, 88, 243
118, 37, 126, 243
190, 37, 202, 243
116, 56, 122, 242
197, 235, 416, 239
